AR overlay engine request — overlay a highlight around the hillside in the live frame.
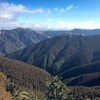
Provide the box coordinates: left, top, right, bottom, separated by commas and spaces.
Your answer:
61, 61, 100, 86
70, 86, 100, 100
6, 34, 100, 86
0, 28, 47, 55
0, 56, 52, 91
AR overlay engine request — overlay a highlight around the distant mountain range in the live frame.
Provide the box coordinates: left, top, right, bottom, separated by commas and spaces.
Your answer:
1, 28, 100, 55
70, 29, 100, 35
42, 29, 100, 37
6, 33, 100, 86
0, 28, 47, 55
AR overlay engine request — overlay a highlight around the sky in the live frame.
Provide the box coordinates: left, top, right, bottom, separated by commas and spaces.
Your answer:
0, 0, 100, 30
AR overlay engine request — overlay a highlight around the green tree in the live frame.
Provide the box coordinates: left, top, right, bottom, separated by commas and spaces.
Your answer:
46, 77, 73, 100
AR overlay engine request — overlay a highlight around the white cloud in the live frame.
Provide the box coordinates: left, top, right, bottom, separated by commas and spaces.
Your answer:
54, 8, 64, 13
53, 4, 74, 13
0, 20, 100, 30
0, 20, 19, 29
59, 8, 64, 12
66, 4, 74, 11
0, 2, 44, 20
53, 20, 100, 30
0, 19, 49, 30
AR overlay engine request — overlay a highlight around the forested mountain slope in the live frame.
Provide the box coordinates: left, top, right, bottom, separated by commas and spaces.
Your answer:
6, 34, 100, 86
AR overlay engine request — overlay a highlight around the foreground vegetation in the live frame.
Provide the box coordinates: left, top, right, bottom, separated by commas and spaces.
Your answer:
0, 72, 11, 100
0, 55, 100, 100
0, 72, 100, 100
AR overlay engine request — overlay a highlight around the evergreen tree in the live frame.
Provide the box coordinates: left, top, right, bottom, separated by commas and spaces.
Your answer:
46, 77, 73, 100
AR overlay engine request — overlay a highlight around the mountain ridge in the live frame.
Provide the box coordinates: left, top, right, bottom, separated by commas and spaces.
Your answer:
0, 28, 48, 55
6, 34, 100, 86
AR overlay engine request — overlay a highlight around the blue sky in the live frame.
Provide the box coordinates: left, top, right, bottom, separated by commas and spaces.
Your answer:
0, 0, 100, 30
